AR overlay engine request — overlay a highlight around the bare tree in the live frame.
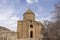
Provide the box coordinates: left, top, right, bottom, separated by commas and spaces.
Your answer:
46, 1, 60, 40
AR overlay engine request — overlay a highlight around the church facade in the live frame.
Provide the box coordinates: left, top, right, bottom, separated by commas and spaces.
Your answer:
17, 9, 43, 39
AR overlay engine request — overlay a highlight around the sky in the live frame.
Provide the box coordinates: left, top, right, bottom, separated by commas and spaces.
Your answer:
0, 0, 59, 31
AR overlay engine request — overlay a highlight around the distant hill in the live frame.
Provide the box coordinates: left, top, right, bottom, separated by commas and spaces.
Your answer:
0, 26, 12, 32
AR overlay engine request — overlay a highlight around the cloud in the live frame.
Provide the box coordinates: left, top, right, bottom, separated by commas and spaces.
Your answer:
36, 12, 51, 22
26, 0, 39, 4
0, 7, 19, 31
35, 13, 40, 16
0, 0, 21, 31
35, 6, 45, 17
38, 7, 44, 12
36, 16, 51, 23
0, 15, 20, 31
0, 8, 14, 20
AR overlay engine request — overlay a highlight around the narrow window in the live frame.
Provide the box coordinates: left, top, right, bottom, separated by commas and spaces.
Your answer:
30, 31, 33, 38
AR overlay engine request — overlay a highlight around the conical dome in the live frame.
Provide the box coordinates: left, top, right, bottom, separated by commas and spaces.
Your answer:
23, 9, 35, 15
23, 9, 35, 21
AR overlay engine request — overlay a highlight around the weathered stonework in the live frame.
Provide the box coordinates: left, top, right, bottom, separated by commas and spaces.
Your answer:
17, 9, 43, 39
0, 9, 43, 40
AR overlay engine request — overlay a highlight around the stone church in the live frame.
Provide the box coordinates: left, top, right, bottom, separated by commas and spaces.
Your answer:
17, 9, 43, 39
0, 9, 43, 40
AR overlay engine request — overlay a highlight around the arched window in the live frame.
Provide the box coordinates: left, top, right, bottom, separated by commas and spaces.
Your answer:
30, 24, 33, 28
30, 31, 33, 38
